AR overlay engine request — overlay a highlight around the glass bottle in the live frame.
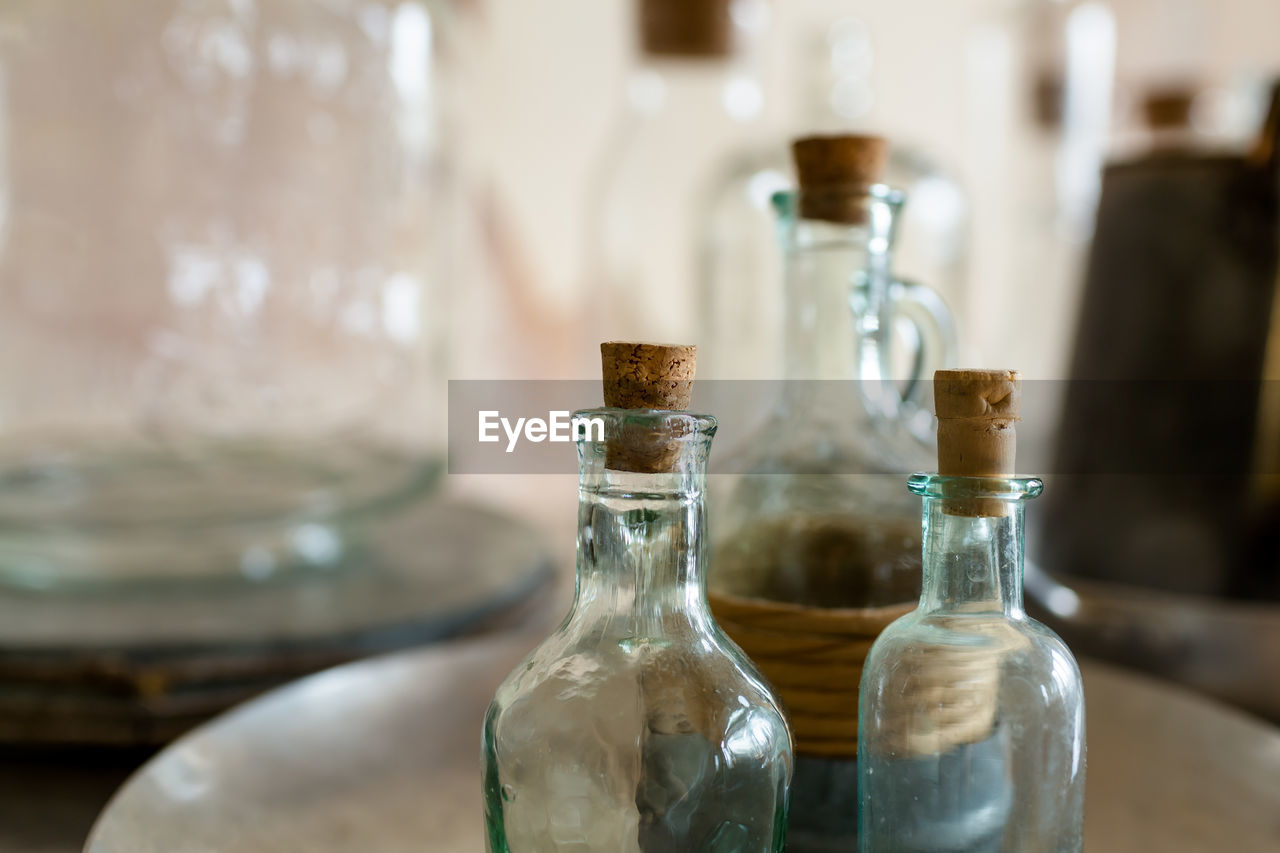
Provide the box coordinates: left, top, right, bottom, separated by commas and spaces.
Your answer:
859, 371, 1086, 852
697, 16, 970, 380
584, 0, 771, 358
964, 0, 1116, 377
482, 357, 793, 851
709, 141, 954, 609
0, 0, 455, 588
706, 136, 954, 852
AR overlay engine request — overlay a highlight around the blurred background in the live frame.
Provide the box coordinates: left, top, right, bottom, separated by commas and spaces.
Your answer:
458, 0, 1279, 380
0, 0, 1277, 850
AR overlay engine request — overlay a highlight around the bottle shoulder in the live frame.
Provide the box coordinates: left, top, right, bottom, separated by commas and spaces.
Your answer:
866, 611, 1083, 689
592, 109, 762, 196
485, 628, 794, 790
871, 608, 1076, 644
489, 623, 789, 724
860, 610, 1086, 762
715, 402, 934, 476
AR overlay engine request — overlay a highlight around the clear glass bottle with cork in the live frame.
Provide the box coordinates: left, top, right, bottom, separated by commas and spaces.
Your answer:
705, 134, 955, 851
585, 0, 772, 355
859, 369, 1086, 852
482, 343, 793, 852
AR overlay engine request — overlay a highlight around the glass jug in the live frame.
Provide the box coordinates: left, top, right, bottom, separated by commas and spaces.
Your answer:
0, 0, 454, 589
705, 173, 955, 850
709, 183, 955, 609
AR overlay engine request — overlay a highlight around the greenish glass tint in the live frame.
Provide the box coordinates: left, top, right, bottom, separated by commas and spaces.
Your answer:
483, 409, 793, 852
859, 475, 1086, 852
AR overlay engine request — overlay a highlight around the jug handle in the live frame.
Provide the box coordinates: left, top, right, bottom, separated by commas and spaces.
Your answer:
890, 277, 957, 445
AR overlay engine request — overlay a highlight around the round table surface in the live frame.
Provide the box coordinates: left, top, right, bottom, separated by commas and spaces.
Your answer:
85, 634, 1280, 853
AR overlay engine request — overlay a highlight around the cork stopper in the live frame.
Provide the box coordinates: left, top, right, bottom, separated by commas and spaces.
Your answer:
792, 134, 888, 224
1143, 87, 1195, 131
600, 342, 697, 473
601, 342, 695, 409
934, 369, 1021, 516
1031, 71, 1065, 131
638, 0, 733, 58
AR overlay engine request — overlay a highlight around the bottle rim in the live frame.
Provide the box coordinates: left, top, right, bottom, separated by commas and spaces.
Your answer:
907, 472, 1044, 501
771, 182, 906, 212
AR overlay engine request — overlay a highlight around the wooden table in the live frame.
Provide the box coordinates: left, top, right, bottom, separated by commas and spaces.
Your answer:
84, 634, 1280, 852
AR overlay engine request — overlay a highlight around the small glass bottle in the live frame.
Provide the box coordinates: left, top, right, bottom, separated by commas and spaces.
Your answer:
584, 0, 772, 357
483, 343, 793, 852
859, 369, 1086, 852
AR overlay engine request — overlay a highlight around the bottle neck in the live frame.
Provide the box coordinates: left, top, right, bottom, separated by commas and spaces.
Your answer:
569, 409, 717, 639
574, 468, 712, 638
776, 192, 902, 384
625, 56, 765, 124
918, 498, 1026, 618
628, 0, 769, 123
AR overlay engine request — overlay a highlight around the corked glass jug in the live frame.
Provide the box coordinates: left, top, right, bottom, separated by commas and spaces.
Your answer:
483, 343, 793, 852
706, 135, 954, 849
